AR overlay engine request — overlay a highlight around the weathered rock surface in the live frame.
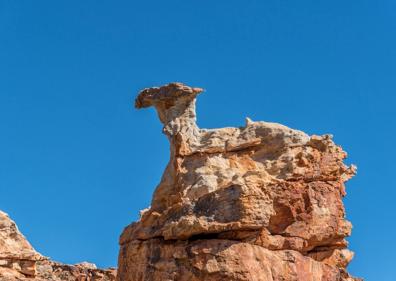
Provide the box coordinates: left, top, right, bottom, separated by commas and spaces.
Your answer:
0, 211, 116, 281
117, 83, 361, 281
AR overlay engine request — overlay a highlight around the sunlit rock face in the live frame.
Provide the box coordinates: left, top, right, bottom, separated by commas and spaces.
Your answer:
117, 83, 362, 281
0, 211, 116, 281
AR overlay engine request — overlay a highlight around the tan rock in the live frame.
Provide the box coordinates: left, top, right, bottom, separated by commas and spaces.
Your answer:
118, 238, 360, 281
117, 83, 362, 280
0, 211, 116, 281
0, 211, 44, 278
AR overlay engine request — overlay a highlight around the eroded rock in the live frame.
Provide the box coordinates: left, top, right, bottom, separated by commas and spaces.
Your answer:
117, 83, 362, 281
0, 211, 116, 281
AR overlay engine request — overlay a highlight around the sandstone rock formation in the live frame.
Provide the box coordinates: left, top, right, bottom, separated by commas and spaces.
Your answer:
117, 83, 361, 281
0, 211, 116, 281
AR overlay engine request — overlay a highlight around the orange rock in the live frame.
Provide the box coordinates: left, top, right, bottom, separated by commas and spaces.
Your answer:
117, 83, 362, 281
0, 211, 116, 281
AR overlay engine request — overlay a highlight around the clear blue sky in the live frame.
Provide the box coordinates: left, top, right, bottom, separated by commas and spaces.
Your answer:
0, 1, 395, 280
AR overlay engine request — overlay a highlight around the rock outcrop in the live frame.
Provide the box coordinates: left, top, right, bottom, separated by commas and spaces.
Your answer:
0, 211, 116, 281
117, 83, 361, 281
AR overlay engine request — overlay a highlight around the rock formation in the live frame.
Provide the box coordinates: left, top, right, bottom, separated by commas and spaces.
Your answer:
117, 83, 361, 281
0, 211, 116, 281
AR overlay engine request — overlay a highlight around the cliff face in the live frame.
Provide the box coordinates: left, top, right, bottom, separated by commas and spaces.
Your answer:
117, 83, 361, 281
0, 211, 116, 281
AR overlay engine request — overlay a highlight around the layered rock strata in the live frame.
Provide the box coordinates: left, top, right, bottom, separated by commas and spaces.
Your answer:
0, 211, 116, 281
117, 83, 361, 281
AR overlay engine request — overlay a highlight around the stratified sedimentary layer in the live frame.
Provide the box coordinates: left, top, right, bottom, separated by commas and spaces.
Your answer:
0, 211, 116, 281
117, 83, 361, 281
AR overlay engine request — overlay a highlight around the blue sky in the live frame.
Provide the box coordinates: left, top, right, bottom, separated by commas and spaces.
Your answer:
0, 1, 395, 280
